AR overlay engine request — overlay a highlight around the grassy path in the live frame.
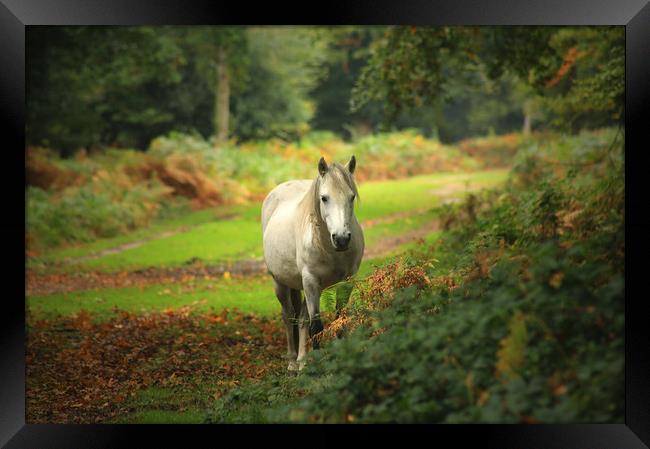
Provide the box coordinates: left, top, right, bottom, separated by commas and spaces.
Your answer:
27, 169, 507, 321
26, 206, 440, 297
28, 169, 505, 274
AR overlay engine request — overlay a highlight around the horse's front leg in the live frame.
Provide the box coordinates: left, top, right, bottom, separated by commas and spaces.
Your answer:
296, 270, 323, 371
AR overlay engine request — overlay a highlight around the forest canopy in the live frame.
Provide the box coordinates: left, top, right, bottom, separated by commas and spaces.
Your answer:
26, 26, 623, 155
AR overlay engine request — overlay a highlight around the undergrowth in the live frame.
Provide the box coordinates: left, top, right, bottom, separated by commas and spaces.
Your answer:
206, 127, 624, 424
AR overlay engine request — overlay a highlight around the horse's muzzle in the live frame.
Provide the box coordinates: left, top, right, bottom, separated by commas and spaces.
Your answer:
332, 232, 351, 251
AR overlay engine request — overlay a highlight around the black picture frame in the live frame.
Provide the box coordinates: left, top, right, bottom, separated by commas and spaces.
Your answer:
3, 1, 649, 447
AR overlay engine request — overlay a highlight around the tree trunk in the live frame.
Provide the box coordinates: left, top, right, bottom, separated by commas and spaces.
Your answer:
522, 112, 531, 136
215, 46, 230, 146
522, 100, 532, 136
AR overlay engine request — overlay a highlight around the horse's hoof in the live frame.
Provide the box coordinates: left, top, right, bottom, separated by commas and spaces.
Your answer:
297, 360, 306, 372
287, 360, 299, 372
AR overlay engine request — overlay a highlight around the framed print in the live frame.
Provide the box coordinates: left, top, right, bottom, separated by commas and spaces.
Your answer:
3, 0, 649, 447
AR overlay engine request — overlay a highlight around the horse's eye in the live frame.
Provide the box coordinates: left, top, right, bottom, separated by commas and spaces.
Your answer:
351, 194, 356, 202
321, 195, 328, 203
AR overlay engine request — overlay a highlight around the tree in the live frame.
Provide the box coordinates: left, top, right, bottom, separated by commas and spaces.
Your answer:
27, 27, 185, 154
215, 46, 230, 144
174, 27, 249, 146
27, 26, 336, 152
479, 26, 624, 132
229, 27, 330, 141
351, 26, 624, 134
309, 26, 387, 139
351, 27, 477, 123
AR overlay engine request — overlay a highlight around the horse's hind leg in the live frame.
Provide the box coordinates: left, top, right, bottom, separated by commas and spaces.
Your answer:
273, 280, 299, 371
289, 289, 302, 358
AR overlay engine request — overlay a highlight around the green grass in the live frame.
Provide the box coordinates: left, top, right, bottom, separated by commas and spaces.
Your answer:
355, 169, 507, 221
27, 239, 443, 322
110, 370, 302, 424
26, 206, 444, 322
27, 275, 280, 322
114, 409, 206, 424
28, 205, 248, 269
363, 209, 437, 247
80, 220, 263, 271
110, 386, 210, 424
114, 371, 310, 424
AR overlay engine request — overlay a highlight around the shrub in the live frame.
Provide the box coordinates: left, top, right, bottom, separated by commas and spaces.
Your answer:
26, 179, 168, 251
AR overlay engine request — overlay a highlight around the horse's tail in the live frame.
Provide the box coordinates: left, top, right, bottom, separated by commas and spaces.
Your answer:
289, 288, 302, 312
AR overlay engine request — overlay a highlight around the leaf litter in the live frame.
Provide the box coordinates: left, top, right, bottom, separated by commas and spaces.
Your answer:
26, 307, 285, 423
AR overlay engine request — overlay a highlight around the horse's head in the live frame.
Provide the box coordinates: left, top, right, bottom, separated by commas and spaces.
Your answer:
316, 156, 358, 251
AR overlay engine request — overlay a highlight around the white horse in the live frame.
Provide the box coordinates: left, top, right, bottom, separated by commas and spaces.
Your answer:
261, 156, 364, 371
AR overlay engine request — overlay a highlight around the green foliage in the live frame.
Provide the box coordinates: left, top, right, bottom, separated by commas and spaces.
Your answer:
540, 28, 625, 131
27, 26, 621, 154
479, 27, 559, 87
205, 374, 309, 423
149, 128, 487, 195
309, 27, 388, 139
27, 27, 185, 154
352, 26, 624, 135
27, 181, 166, 250
483, 27, 625, 131
27, 26, 332, 152
313, 26, 531, 143
231, 27, 330, 141
352, 27, 476, 122
148, 132, 306, 194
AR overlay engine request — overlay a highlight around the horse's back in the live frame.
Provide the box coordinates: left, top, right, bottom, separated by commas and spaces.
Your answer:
261, 179, 312, 233
262, 179, 312, 290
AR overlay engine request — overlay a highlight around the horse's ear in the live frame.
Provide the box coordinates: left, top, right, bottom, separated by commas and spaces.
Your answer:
346, 155, 356, 175
318, 157, 328, 177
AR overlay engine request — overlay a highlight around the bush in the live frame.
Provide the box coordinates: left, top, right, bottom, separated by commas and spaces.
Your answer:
26, 179, 168, 251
